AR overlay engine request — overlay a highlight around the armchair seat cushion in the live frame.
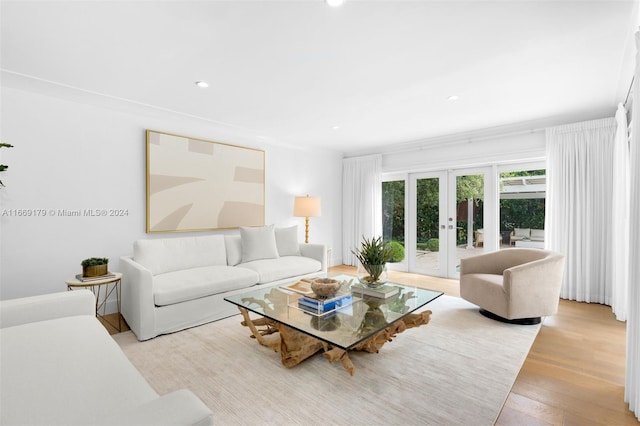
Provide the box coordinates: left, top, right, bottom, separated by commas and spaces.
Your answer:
461, 273, 507, 318
153, 266, 259, 306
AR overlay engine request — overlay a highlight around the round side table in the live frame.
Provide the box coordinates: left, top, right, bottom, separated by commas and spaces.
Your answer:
66, 272, 123, 332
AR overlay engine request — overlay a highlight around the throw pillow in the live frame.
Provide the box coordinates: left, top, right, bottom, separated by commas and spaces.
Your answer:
275, 225, 301, 256
240, 225, 279, 263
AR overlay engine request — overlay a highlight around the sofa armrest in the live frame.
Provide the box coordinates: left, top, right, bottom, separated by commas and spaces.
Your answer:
120, 256, 156, 341
98, 390, 213, 426
0, 290, 95, 329
299, 243, 327, 272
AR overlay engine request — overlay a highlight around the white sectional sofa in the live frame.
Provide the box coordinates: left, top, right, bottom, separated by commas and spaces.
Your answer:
0, 290, 213, 426
121, 225, 326, 340
510, 228, 545, 245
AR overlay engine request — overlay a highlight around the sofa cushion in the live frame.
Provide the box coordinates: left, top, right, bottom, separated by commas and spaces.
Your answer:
225, 234, 243, 266
531, 229, 545, 241
514, 228, 531, 238
134, 235, 227, 276
1, 316, 158, 425
153, 266, 259, 306
275, 225, 301, 256
98, 390, 213, 426
240, 225, 279, 263
237, 256, 322, 284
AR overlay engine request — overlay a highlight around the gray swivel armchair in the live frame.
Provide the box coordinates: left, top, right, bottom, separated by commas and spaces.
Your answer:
459, 249, 565, 325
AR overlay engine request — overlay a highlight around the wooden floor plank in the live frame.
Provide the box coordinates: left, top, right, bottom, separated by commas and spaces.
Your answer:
99, 313, 129, 335
497, 393, 563, 426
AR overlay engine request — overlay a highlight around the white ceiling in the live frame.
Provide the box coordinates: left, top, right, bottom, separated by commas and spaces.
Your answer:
1, 0, 636, 154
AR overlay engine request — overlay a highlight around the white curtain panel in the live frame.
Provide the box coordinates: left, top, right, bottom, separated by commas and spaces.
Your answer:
342, 155, 382, 266
545, 117, 616, 304
612, 104, 630, 321
625, 29, 640, 422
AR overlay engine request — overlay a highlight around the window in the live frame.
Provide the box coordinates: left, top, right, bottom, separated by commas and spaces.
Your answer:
499, 168, 546, 248
382, 178, 406, 264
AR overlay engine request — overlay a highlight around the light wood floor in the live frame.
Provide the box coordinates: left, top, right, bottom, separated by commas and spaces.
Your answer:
100, 313, 129, 335
331, 265, 637, 425
109, 266, 637, 425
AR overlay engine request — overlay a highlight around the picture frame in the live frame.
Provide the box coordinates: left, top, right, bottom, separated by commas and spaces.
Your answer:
146, 130, 265, 233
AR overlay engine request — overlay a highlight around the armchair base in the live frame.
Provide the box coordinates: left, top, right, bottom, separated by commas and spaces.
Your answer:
479, 308, 541, 325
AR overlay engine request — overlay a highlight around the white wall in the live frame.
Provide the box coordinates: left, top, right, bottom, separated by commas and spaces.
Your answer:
0, 86, 343, 302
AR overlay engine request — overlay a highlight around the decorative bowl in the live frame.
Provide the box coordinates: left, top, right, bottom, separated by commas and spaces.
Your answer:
310, 278, 341, 298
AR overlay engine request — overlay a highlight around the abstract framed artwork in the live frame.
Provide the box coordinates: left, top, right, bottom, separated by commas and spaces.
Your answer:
146, 130, 265, 233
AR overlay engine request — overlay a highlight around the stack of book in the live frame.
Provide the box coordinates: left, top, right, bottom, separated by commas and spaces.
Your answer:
351, 284, 399, 299
74, 272, 116, 282
297, 292, 353, 315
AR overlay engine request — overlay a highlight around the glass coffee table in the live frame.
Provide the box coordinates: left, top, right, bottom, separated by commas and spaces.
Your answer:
224, 275, 443, 375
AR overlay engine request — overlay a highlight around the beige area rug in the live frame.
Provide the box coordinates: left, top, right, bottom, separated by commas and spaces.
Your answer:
113, 296, 540, 426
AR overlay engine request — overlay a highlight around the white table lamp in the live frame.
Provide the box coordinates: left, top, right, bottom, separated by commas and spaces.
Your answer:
293, 195, 321, 243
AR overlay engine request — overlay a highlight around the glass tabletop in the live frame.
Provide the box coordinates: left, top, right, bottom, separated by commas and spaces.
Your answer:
224, 274, 443, 350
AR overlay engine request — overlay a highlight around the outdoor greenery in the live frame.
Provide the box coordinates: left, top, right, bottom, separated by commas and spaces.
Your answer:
500, 199, 545, 230
382, 180, 405, 244
387, 240, 405, 262
499, 170, 546, 231
383, 175, 485, 250
382, 169, 546, 253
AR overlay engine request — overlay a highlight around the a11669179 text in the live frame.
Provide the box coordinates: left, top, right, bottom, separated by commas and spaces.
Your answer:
1, 208, 129, 217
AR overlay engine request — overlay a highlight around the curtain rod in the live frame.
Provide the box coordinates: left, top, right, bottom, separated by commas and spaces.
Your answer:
624, 76, 634, 108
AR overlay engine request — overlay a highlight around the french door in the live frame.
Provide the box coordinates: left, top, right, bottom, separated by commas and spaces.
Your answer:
407, 167, 494, 278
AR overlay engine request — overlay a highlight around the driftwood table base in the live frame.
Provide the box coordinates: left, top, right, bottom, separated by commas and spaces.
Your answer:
237, 307, 432, 375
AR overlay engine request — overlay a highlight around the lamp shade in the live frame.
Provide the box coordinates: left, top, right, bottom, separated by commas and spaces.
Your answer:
293, 196, 321, 217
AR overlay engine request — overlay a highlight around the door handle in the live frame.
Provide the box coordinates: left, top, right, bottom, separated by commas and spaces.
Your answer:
448, 225, 454, 229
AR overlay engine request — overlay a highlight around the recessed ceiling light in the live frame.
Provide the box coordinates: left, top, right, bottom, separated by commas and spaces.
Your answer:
195, 81, 209, 88
447, 95, 459, 101
332, 126, 340, 130
325, 0, 345, 7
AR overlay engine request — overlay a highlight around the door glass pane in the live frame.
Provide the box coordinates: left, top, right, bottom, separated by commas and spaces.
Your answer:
415, 178, 440, 271
455, 174, 484, 272
382, 180, 405, 265
499, 169, 546, 249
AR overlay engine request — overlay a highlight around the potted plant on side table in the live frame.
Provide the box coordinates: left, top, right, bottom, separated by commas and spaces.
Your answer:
81, 257, 109, 278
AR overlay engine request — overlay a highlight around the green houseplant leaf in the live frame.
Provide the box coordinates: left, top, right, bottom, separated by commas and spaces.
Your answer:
81, 257, 109, 267
351, 236, 393, 282
0, 143, 13, 187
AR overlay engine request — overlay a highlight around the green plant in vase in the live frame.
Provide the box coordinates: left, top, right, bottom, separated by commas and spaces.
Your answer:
81, 257, 109, 277
0, 142, 14, 187
352, 236, 394, 288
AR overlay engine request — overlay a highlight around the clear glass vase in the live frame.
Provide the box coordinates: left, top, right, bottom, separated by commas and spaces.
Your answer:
357, 262, 388, 288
